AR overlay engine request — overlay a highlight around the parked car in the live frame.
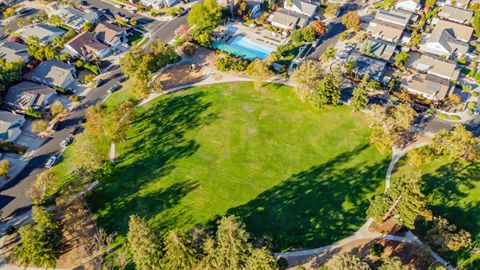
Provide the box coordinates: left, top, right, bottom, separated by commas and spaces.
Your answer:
52, 121, 62, 131
95, 79, 106, 87
107, 85, 121, 93
70, 126, 81, 135
80, 0, 88, 5
45, 156, 57, 168
114, 3, 124, 8
60, 137, 73, 148
118, 75, 128, 83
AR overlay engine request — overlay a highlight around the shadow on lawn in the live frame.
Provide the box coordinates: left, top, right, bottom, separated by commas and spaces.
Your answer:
224, 144, 389, 252
421, 160, 480, 238
90, 91, 215, 235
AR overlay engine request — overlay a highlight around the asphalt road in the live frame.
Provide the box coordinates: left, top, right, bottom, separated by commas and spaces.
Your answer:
0, 7, 45, 36
0, 68, 123, 218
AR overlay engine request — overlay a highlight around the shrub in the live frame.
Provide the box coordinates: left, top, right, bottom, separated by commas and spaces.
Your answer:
339, 31, 349, 41
25, 108, 42, 119
472, 91, 479, 97
462, 84, 472, 92
215, 54, 249, 72
3, 7, 16, 18
437, 113, 461, 121
466, 108, 474, 116
467, 101, 476, 108
369, 243, 384, 257
84, 74, 96, 83
180, 42, 197, 56
448, 93, 461, 104
291, 30, 303, 43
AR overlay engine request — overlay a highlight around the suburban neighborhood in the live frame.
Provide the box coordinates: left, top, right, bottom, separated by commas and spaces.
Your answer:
0, 0, 478, 269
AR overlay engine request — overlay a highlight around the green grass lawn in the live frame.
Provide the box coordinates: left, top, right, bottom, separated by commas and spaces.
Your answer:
88, 82, 389, 251
128, 30, 144, 46
392, 154, 480, 268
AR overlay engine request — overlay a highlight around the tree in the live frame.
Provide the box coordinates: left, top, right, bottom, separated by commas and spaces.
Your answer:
326, 254, 370, 270
343, 61, 356, 77
309, 20, 327, 35
474, 11, 480, 37
32, 120, 48, 133
378, 256, 403, 270
48, 15, 63, 26
105, 101, 135, 143
369, 125, 392, 154
215, 215, 252, 269
14, 206, 60, 268
320, 47, 336, 62
430, 124, 479, 160
350, 75, 369, 111
427, 217, 472, 252
0, 58, 24, 93
425, 0, 437, 8
247, 59, 271, 90
342, 12, 360, 31
383, 0, 395, 9
325, 3, 340, 18
235, 0, 249, 18
310, 73, 341, 108
448, 93, 461, 104
29, 170, 56, 204
50, 100, 64, 116
407, 147, 434, 167
83, 21, 94, 32
3, 7, 16, 18
244, 248, 277, 270
361, 40, 372, 55
301, 27, 317, 42
127, 215, 162, 270
72, 134, 105, 172
291, 30, 303, 43
0, 159, 9, 177
85, 104, 107, 138
367, 173, 431, 228
188, 0, 222, 45
395, 51, 410, 67
162, 230, 196, 270
291, 60, 324, 100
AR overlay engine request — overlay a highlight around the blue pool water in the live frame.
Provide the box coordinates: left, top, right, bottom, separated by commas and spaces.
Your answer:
212, 36, 273, 60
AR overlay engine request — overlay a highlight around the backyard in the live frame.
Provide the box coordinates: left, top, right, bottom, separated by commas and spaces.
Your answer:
85, 82, 389, 251
392, 154, 480, 268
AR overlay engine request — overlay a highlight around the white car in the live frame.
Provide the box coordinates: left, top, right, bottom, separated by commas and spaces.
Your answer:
60, 137, 73, 148
45, 156, 57, 168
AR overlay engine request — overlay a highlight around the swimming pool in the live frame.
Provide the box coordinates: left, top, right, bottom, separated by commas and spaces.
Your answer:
212, 36, 274, 60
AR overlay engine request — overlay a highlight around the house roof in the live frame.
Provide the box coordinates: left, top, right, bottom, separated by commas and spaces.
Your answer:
5, 81, 56, 109
32, 60, 75, 87
0, 111, 24, 134
400, 73, 454, 100
0, 42, 28, 62
66, 32, 108, 57
434, 19, 473, 42
94, 21, 126, 45
375, 9, 412, 26
56, 6, 98, 29
269, 9, 309, 29
361, 38, 396, 61
17, 24, 66, 44
352, 53, 387, 81
425, 26, 470, 55
438, 5, 473, 23
367, 19, 406, 42
291, 0, 317, 16
405, 52, 460, 80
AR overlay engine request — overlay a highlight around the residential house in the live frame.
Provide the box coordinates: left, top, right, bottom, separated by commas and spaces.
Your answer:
0, 111, 25, 142
360, 38, 397, 62
367, 9, 412, 43
0, 42, 29, 62
437, 0, 470, 8
246, 0, 263, 18
31, 60, 76, 89
405, 52, 460, 80
5, 81, 57, 111
94, 21, 128, 50
268, 9, 310, 30
438, 5, 473, 25
351, 53, 388, 81
17, 24, 66, 44
420, 19, 473, 57
65, 32, 110, 59
400, 73, 455, 100
395, 0, 421, 13
53, 6, 99, 31
140, 0, 177, 8
283, 0, 317, 17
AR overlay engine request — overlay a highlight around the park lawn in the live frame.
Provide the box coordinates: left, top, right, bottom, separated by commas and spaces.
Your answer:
89, 82, 389, 251
103, 82, 138, 112
392, 154, 480, 267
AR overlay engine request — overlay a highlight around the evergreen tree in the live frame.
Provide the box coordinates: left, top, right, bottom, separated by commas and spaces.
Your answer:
311, 73, 341, 107
327, 253, 370, 270
378, 256, 403, 270
199, 237, 221, 270
350, 75, 369, 111
162, 230, 196, 270
127, 215, 162, 270
215, 215, 252, 270
244, 247, 277, 270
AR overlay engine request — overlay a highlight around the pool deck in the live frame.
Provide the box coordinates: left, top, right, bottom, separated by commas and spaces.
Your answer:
222, 23, 287, 51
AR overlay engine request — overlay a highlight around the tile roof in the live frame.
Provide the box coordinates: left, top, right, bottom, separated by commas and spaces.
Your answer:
65, 32, 109, 57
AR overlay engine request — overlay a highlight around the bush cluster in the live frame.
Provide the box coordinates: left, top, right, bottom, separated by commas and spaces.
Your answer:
215, 54, 249, 72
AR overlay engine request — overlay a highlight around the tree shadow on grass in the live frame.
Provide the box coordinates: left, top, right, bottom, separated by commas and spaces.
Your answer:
89, 91, 215, 235
421, 160, 480, 237
225, 144, 390, 252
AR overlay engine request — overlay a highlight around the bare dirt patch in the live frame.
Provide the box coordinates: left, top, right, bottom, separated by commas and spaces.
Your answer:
155, 63, 207, 89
